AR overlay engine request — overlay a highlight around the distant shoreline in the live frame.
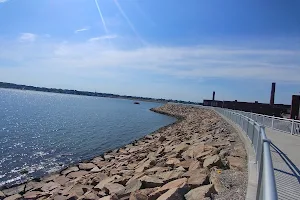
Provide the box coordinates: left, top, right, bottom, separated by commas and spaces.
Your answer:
0, 82, 202, 105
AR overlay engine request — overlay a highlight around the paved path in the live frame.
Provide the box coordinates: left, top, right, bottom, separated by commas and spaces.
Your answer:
265, 127, 300, 200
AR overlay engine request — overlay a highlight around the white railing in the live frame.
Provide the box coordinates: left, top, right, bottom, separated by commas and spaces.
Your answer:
232, 110, 300, 135
213, 107, 278, 200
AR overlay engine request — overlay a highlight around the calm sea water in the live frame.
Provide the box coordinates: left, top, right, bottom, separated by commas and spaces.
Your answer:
0, 89, 176, 186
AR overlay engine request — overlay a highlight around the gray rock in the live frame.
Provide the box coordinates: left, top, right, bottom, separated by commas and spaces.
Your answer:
203, 155, 223, 169
149, 178, 187, 199
78, 163, 97, 170
158, 136, 166, 142
166, 158, 180, 166
139, 175, 164, 188
184, 184, 216, 200
187, 174, 208, 188
188, 160, 200, 171
103, 183, 125, 195
55, 176, 70, 186
2, 185, 25, 196
157, 187, 185, 200
41, 182, 60, 192
129, 188, 158, 200
3, 193, 22, 200
94, 175, 121, 190
227, 156, 244, 171
66, 170, 89, 179
0, 191, 5, 198
123, 179, 142, 194
61, 166, 79, 175
156, 170, 183, 182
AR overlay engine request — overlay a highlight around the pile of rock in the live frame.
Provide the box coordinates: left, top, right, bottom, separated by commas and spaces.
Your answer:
0, 104, 247, 200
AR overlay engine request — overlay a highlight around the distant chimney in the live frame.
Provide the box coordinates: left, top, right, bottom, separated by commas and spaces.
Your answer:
270, 82, 276, 105
212, 91, 215, 101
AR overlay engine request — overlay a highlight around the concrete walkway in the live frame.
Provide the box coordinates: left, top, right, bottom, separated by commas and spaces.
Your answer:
265, 127, 300, 200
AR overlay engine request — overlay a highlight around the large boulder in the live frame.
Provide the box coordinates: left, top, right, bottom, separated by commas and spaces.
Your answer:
78, 163, 97, 170
187, 174, 208, 188
175, 160, 194, 169
66, 170, 89, 179
123, 179, 142, 194
90, 166, 101, 172
188, 160, 200, 171
157, 187, 185, 200
166, 158, 180, 166
184, 184, 216, 200
227, 156, 244, 171
0, 191, 5, 198
173, 142, 189, 153
61, 166, 79, 175
139, 176, 164, 188
130, 188, 158, 200
41, 182, 60, 192
146, 167, 170, 174
135, 159, 155, 173
54, 176, 70, 186
94, 175, 121, 190
2, 185, 25, 196
203, 155, 223, 169
157, 170, 184, 182
182, 144, 205, 159
66, 184, 93, 199
3, 193, 22, 200
103, 183, 125, 195
149, 178, 187, 199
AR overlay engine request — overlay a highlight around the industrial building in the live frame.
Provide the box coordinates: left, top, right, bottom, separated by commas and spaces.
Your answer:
203, 83, 295, 117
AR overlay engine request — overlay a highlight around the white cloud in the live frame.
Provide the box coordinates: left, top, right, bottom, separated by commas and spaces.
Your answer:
74, 27, 90, 33
1, 38, 300, 84
18, 33, 37, 42
88, 34, 118, 42
0, 0, 9, 3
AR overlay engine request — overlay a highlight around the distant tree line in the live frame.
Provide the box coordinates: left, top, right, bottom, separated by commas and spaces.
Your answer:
0, 82, 202, 105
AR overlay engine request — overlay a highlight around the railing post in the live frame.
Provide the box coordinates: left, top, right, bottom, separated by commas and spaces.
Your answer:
271, 116, 274, 129
291, 120, 294, 135
246, 119, 250, 136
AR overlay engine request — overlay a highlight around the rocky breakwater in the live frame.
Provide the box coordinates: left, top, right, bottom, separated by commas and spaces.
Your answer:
0, 104, 247, 200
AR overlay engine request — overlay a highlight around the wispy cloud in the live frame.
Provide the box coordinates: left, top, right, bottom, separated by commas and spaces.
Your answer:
2, 38, 300, 83
1, 37, 300, 102
74, 27, 90, 33
88, 34, 118, 42
0, 0, 9, 3
18, 33, 37, 42
113, 0, 145, 45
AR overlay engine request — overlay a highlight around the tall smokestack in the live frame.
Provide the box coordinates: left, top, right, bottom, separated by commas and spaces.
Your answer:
212, 91, 215, 101
270, 82, 276, 105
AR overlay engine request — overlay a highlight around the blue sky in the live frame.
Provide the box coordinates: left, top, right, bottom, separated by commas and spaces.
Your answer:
0, 0, 299, 103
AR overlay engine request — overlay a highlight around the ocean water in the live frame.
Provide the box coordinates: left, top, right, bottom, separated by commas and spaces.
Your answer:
0, 89, 176, 187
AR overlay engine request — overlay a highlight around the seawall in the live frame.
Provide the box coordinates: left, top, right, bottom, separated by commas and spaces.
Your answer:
0, 104, 248, 200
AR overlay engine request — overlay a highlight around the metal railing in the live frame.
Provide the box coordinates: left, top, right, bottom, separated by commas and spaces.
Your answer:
232, 110, 300, 135
213, 107, 278, 200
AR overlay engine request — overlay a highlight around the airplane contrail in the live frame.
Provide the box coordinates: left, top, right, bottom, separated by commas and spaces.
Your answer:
113, 0, 146, 45
94, 0, 109, 35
